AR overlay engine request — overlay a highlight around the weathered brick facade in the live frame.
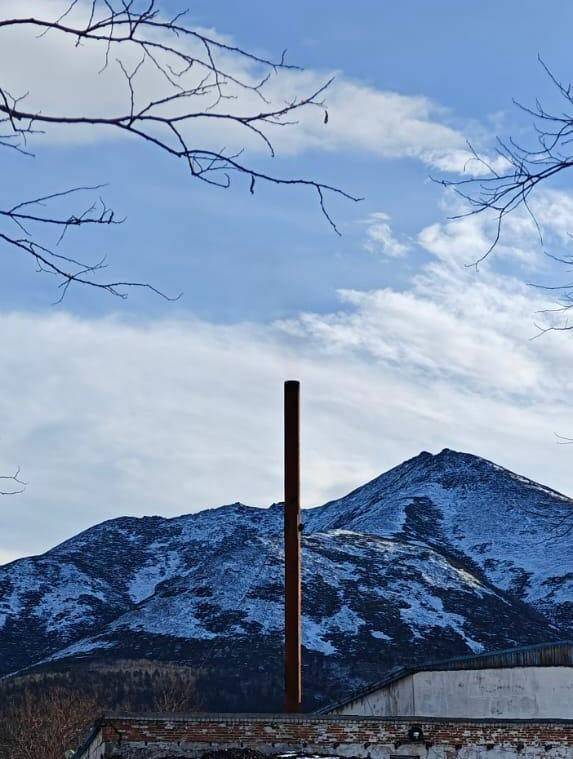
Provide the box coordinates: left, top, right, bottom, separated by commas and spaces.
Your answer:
77, 714, 573, 759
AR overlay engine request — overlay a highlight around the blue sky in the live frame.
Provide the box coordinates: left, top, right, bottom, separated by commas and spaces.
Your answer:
3, 0, 573, 561
4, 0, 568, 321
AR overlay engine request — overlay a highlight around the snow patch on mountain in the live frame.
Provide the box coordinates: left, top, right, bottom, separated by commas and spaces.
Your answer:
1, 448, 571, 687
128, 550, 185, 603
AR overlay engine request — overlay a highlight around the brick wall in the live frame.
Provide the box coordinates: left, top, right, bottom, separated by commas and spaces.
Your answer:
79, 714, 573, 759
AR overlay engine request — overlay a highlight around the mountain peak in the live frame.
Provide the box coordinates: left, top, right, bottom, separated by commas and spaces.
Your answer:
402, 447, 486, 473
418, 447, 491, 468
433, 447, 481, 460
411, 447, 476, 461
1, 447, 572, 712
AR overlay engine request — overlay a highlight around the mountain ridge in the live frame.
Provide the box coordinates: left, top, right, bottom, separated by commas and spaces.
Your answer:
1, 448, 572, 710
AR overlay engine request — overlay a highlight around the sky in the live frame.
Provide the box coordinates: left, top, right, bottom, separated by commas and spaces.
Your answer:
3, 0, 573, 562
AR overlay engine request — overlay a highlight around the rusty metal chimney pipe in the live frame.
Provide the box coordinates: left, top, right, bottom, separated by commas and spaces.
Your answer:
284, 380, 302, 712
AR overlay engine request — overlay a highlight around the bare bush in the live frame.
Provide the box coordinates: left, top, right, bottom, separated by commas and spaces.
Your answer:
152, 669, 201, 713
0, 687, 98, 759
0, 660, 202, 718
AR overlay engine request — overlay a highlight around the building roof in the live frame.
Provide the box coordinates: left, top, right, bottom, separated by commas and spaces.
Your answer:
317, 640, 573, 714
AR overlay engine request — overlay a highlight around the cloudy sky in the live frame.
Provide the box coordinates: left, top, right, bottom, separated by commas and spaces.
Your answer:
3, 0, 573, 562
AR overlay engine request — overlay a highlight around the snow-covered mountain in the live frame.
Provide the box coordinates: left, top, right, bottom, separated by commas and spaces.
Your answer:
1, 448, 572, 710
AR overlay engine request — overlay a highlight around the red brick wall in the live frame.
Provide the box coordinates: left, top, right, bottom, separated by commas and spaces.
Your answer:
94, 714, 573, 754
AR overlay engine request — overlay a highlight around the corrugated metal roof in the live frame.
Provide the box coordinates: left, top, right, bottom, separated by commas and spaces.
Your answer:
317, 640, 573, 714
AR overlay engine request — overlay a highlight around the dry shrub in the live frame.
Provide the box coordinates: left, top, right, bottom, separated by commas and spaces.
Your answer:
0, 687, 98, 759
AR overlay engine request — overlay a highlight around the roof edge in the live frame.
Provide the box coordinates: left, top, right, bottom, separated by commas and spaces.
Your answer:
316, 640, 573, 714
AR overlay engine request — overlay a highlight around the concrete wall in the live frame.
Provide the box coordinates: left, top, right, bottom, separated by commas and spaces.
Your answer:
333, 667, 573, 719
77, 714, 573, 759
336, 676, 416, 717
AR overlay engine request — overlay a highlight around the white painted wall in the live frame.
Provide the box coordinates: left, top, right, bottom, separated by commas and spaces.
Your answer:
332, 667, 573, 718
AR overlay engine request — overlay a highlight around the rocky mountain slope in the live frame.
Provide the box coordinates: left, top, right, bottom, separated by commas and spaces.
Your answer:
1, 449, 572, 710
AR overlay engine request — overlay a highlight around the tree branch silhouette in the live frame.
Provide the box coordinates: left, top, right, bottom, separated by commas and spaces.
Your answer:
0, 467, 26, 496
434, 58, 573, 329
0, 0, 359, 299
435, 59, 573, 251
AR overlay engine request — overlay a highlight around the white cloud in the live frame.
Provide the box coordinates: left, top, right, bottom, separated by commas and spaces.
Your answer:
4, 4, 573, 568
280, 269, 549, 398
421, 148, 511, 176
416, 189, 573, 271
2, 234, 573, 562
531, 189, 573, 245
0, 1, 484, 172
362, 212, 410, 258
268, 76, 466, 163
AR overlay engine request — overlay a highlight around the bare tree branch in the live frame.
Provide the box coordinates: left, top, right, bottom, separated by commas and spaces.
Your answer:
434, 57, 573, 240
0, 466, 26, 496
0, 1, 360, 299
433, 57, 573, 329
